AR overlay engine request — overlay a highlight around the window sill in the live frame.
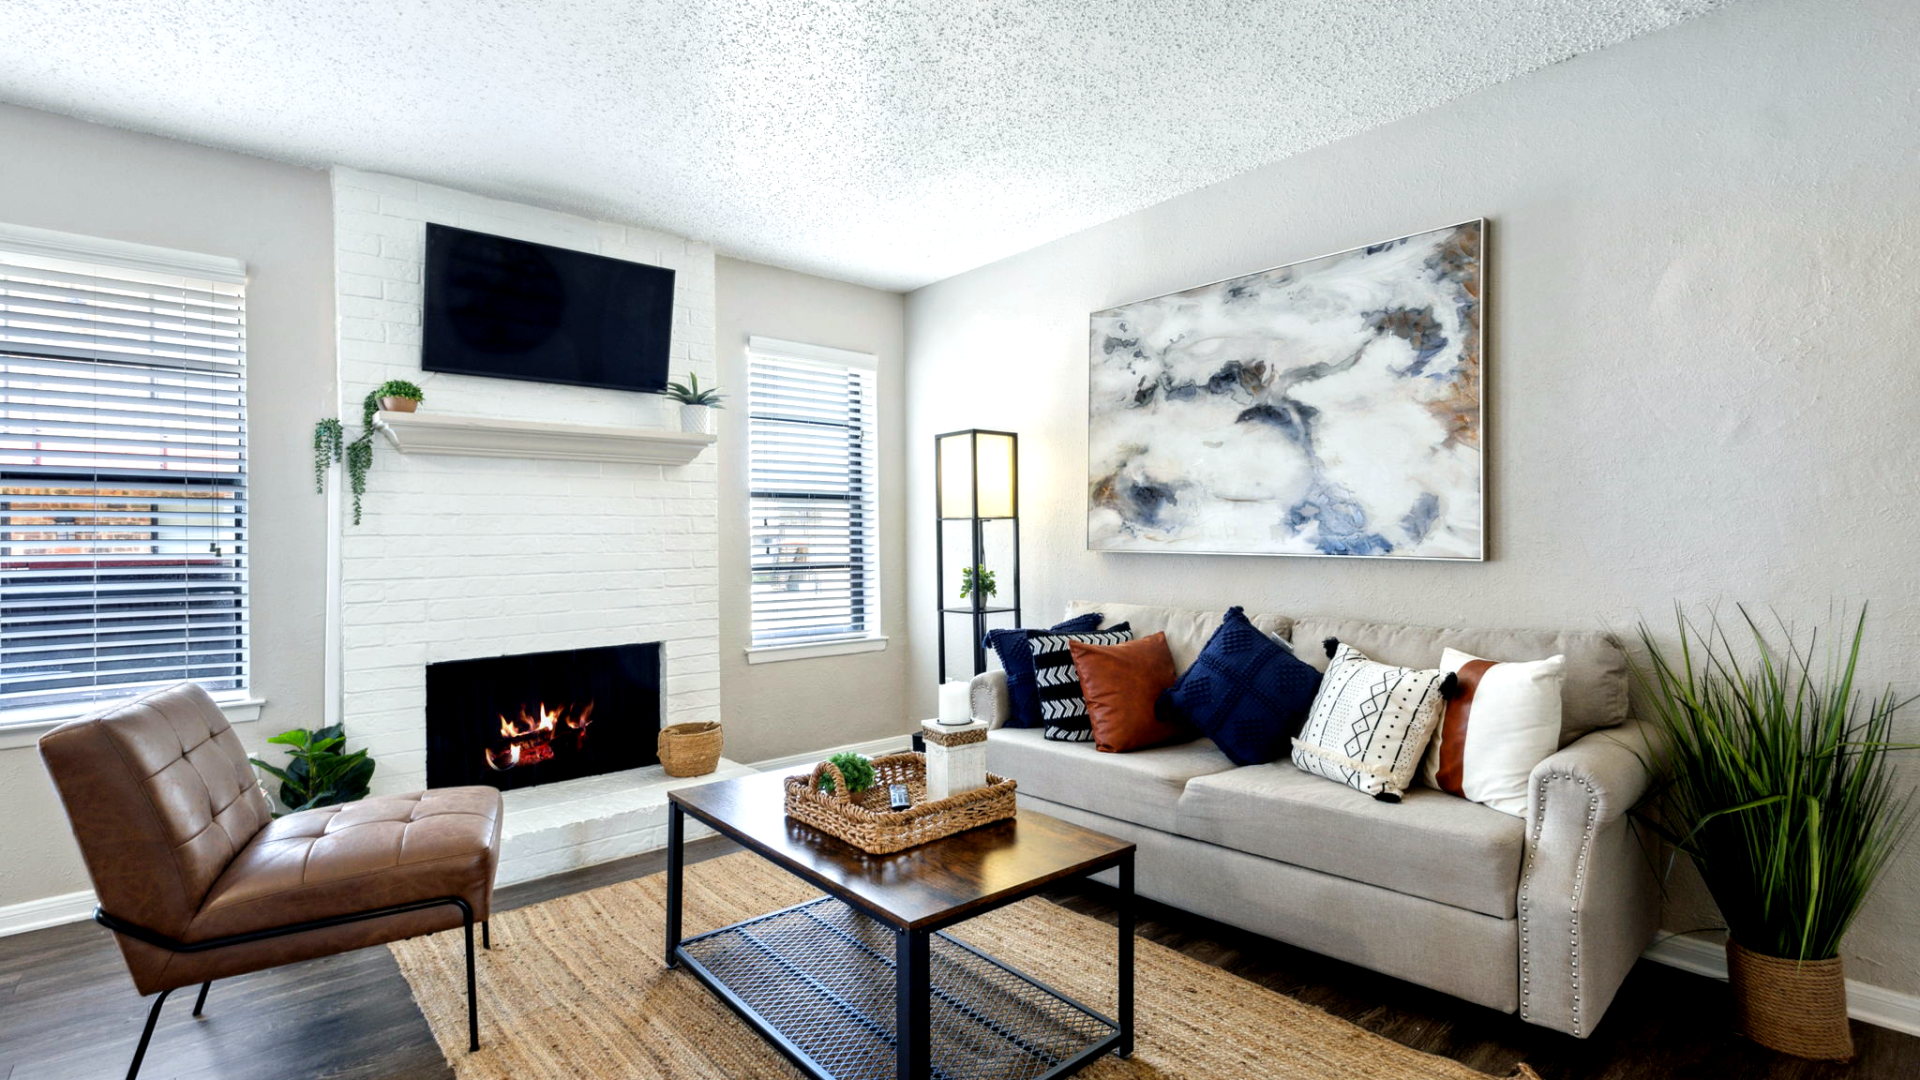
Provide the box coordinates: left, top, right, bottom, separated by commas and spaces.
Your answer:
0, 695, 265, 751
744, 637, 889, 665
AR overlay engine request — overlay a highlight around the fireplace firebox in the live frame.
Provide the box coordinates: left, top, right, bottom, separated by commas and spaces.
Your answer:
426, 642, 661, 792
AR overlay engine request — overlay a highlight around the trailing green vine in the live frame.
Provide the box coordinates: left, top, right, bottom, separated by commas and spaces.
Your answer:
313, 381, 426, 526
313, 419, 343, 493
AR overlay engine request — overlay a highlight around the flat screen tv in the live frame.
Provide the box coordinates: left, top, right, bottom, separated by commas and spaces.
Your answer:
422, 223, 675, 392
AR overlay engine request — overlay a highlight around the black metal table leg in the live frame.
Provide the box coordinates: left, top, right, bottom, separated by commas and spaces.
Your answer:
191, 980, 212, 1017
125, 987, 172, 1080
895, 927, 931, 1080
1117, 853, 1135, 1058
483, 920, 491, 950
463, 905, 479, 1052
665, 801, 685, 969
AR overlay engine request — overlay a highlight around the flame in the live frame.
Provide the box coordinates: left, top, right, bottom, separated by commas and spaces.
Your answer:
485, 699, 595, 771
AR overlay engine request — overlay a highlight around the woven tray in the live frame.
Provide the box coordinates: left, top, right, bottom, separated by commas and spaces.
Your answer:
783, 752, 1016, 855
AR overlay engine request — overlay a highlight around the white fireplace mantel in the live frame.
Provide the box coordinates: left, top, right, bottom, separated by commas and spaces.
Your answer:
374, 409, 716, 466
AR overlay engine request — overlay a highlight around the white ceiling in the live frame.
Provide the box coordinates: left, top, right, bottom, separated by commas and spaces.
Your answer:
0, 1, 1729, 290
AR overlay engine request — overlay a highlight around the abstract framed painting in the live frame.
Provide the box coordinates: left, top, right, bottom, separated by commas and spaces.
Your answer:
1087, 219, 1484, 560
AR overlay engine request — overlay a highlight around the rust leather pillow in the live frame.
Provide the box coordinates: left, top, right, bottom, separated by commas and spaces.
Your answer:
1069, 632, 1188, 753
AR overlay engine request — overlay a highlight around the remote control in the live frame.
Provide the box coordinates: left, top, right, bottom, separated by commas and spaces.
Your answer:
888, 783, 911, 811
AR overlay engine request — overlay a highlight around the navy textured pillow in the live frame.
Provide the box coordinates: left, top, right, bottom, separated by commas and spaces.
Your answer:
1159, 606, 1322, 766
984, 613, 1105, 728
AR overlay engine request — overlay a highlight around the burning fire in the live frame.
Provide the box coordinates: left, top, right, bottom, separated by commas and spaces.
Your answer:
484, 699, 595, 771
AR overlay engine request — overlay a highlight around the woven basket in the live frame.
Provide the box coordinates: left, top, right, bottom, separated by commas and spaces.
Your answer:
1726, 939, 1854, 1062
657, 722, 723, 777
783, 752, 1016, 855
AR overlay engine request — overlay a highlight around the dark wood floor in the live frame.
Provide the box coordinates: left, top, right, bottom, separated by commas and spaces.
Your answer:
3, 837, 1915, 1080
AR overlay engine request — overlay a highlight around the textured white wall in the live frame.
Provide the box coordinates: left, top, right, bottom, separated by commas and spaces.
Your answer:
714, 257, 910, 761
331, 169, 720, 794
904, 0, 1920, 994
0, 104, 335, 909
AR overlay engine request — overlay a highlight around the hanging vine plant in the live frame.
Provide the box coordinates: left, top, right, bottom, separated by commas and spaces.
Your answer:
314, 382, 424, 525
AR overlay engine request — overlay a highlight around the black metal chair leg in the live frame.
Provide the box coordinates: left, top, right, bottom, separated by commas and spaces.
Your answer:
192, 980, 212, 1017
464, 909, 479, 1052
482, 919, 490, 950
125, 987, 173, 1080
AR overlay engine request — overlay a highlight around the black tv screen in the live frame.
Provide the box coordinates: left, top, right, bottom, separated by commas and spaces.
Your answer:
422, 223, 675, 392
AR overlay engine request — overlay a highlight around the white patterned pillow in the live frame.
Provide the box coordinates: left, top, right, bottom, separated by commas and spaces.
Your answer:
1292, 641, 1452, 801
1029, 626, 1135, 741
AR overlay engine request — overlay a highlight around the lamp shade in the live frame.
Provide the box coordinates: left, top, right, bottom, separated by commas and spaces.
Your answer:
938, 430, 1016, 519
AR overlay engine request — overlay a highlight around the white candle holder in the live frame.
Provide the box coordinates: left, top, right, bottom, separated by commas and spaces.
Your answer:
920, 716, 988, 802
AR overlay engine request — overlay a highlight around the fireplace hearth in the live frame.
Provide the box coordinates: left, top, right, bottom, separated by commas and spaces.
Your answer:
426, 642, 661, 792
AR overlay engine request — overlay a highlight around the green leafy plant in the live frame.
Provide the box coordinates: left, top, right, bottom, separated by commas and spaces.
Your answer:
249, 725, 377, 816
1633, 605, 1916, 962
374, 378, 424, 403
664, 371, 724, 408
313, 418, 344, 493
314, 385, 424, 525
959, 564, 996, 601
818, 751, 876, 795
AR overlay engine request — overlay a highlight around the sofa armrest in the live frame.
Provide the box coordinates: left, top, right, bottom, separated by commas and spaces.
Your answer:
1517, 719, 1662, 1037
1525, 720, 1658, 826
969, 670, 1013, 728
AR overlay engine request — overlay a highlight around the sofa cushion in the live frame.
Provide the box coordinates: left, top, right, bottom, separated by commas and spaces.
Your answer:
1161, 606, 1322, 766
984, 726, 1236, 833
1178, 763, 1525, 917
984, 612, 1107, 728
1291, 615, 1629, 746
1069, 632, 1189, 753
1067, 601, 1292, 676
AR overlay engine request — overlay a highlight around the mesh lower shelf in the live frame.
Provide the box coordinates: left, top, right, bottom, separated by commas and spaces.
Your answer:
677, 897, 1119, 1080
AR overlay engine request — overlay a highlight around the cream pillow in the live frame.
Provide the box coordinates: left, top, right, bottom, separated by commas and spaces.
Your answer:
1420, 648, 1565, 816
1291, 642, 1449, 801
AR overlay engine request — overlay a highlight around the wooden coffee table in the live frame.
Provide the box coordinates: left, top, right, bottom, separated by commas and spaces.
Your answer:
666, 770, 1135, 1080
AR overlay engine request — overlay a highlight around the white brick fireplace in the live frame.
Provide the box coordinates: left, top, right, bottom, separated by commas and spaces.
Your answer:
326, 168, 726, 881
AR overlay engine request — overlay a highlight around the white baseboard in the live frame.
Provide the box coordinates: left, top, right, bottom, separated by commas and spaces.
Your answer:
748, 733, 914, 775
1644, 933, 1920, 1037
0, 889, 95, 937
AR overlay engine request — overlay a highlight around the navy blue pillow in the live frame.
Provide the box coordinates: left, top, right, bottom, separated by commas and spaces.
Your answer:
1158, 607, 1323, 766
984, 613, 1105, 728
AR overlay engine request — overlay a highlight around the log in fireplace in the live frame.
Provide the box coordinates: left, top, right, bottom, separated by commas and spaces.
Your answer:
425, 642, 661, 792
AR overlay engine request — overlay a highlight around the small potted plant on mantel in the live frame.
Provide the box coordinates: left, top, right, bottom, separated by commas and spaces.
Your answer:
375, 379, 425, 413
664, 371, 724, 435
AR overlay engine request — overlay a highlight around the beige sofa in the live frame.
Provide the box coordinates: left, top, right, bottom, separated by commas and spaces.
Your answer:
969, 601, 1659, 1038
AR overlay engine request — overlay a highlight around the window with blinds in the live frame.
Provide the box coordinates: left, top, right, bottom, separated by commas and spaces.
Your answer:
747, 339, 879, 648
0, 226, 248, 720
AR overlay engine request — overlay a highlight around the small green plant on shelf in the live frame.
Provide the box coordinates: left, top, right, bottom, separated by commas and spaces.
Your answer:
313, 382, 426, 525
818, 752, 876, 796
959, 564, 996, 601
663, 371, 725, 408
249, 724, 376, 817
373, 378, 425, 410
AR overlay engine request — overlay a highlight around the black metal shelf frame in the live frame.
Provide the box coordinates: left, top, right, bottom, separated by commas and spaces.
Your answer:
934, 429, 1021, 681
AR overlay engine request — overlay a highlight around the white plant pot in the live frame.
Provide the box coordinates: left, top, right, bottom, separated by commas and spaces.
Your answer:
679, 403, 715, 435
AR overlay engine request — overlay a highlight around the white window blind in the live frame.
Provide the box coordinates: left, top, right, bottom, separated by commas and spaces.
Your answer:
747, 339, 879, 647
0, 226, 248, 719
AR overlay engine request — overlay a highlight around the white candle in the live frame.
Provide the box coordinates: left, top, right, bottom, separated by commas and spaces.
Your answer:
937, 680, 971, 726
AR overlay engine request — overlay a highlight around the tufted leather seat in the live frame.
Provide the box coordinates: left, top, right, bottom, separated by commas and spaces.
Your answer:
39, 681, 502, 1070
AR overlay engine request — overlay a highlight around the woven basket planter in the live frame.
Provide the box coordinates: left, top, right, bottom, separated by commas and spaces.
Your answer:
657, 721, 723, 777
784, 752, 1016, 855
1726, 939, 1853, 1062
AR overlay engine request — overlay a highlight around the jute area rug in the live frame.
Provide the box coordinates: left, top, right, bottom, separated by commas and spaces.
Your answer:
391, 852, 1537, 1079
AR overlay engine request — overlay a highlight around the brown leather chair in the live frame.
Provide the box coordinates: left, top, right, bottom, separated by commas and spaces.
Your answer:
39, 682, 503, 1079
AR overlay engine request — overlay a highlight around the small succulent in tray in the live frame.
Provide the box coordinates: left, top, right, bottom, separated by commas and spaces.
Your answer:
818, 751, 876, 795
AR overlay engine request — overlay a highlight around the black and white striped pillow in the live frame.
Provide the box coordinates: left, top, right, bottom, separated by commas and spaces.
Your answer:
1029, 624, 1134, 741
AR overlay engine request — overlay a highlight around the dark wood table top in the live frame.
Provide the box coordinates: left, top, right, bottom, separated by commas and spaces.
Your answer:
670, 769, 1134, 931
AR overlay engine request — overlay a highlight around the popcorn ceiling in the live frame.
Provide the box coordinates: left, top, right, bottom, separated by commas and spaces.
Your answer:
0, 0, 1729, 290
